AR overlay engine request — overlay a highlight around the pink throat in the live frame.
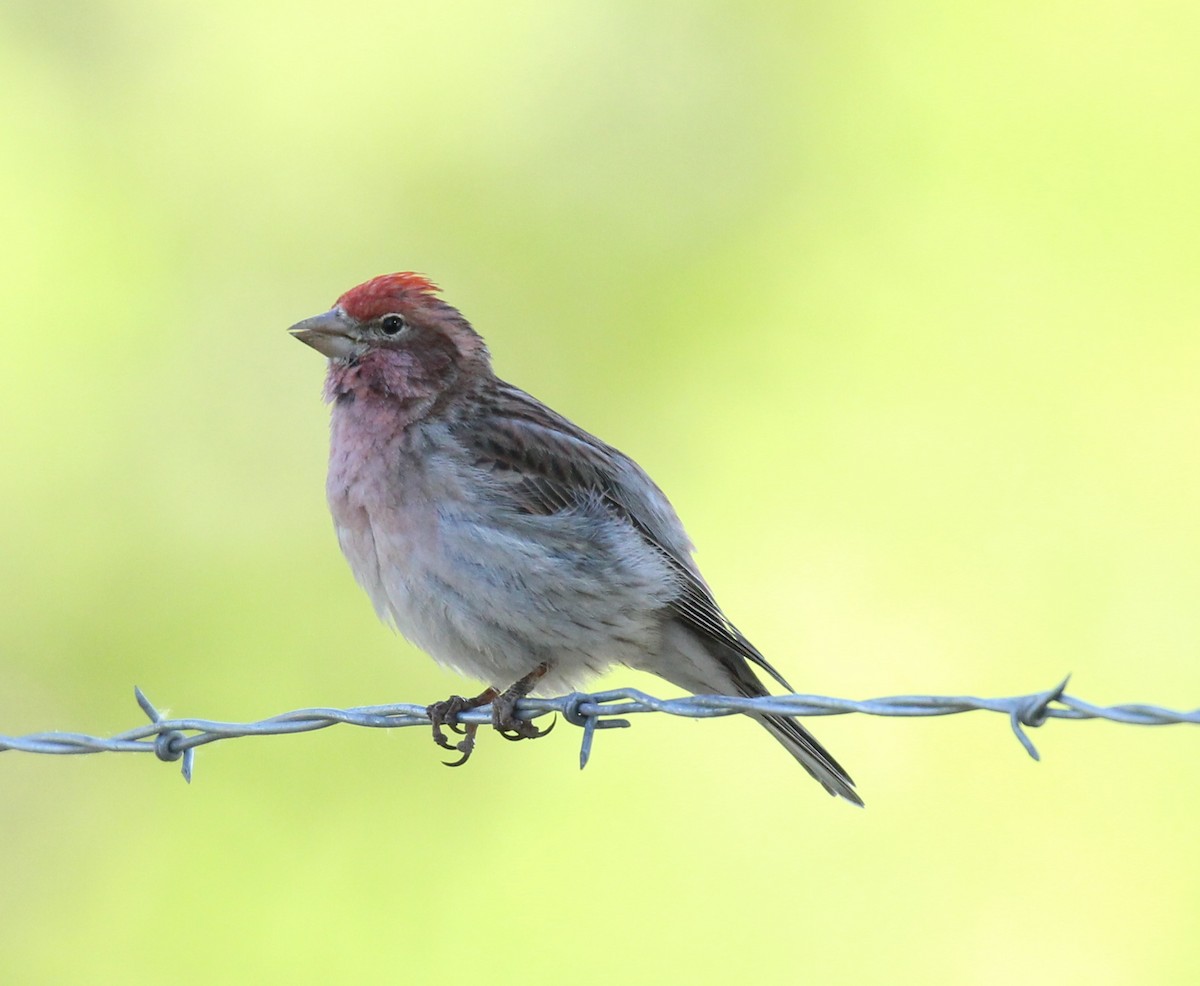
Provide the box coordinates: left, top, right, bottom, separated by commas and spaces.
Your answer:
323, 348, 443, 407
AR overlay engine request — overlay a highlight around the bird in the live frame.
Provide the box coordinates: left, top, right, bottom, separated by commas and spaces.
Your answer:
289, 272, 861, 805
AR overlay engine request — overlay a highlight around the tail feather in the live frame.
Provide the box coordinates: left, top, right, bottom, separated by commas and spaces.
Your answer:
648, 621, 864, 806
756, 711, 863, 807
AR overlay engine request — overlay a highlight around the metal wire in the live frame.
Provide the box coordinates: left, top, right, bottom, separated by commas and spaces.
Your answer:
1, 676, 1196, 781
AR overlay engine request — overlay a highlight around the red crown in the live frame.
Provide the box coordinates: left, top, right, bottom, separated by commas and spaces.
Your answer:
337, 272, 441, 320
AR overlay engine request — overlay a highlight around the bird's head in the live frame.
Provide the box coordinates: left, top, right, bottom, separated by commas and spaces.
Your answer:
289, 272, 489, 400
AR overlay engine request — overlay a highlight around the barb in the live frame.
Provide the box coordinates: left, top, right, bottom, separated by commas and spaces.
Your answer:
1, 678, 1196, 780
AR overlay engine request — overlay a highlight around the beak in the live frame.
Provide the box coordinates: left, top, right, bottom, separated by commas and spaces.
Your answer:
288, 308, 360, 359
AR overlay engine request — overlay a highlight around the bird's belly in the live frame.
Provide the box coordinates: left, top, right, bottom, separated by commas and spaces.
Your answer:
335, 493, 671, 690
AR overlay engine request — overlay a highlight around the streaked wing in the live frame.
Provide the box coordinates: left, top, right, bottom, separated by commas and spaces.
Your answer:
457, 380, 793, 691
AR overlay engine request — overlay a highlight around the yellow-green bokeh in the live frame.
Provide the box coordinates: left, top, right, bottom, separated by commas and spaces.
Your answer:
2, 2, 1198, 983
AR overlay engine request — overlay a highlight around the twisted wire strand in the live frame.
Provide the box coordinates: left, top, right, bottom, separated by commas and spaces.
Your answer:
1, 677, 1196, 781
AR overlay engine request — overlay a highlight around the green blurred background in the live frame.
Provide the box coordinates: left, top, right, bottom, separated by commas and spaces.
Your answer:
2, 2, 1198, 983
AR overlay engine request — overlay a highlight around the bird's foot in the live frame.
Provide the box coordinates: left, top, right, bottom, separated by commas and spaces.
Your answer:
493, 663, 555, 741
426, 663, 555, 764
426, 688, 497, 767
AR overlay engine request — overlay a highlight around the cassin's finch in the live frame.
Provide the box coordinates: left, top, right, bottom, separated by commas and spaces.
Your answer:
290, 272, 860, 805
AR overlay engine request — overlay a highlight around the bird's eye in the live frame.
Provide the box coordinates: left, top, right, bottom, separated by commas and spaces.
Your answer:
380, 314, 406, 335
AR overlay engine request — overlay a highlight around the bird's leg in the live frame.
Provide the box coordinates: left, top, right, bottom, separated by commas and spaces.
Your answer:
427, 687, 498, 767
493, 662, 555, 742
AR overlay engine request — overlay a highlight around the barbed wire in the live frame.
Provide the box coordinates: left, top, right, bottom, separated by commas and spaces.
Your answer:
1, 676, 1196, 781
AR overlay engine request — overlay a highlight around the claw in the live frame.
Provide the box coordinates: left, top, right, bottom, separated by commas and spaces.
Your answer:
436, 720, 480, 766
498, 714, 556, 741
426, 689, 496, 765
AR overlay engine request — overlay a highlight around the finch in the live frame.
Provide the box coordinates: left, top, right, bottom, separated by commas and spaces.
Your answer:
290, 273, 860, 804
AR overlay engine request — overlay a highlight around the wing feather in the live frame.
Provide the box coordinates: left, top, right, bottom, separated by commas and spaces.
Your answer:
455, 381, 793, 690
